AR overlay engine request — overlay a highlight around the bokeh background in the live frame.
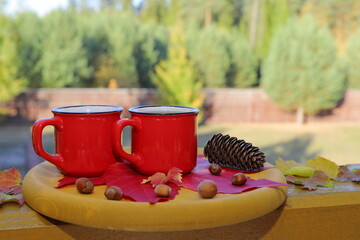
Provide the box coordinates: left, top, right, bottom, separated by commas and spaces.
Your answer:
1, 0, 360, 176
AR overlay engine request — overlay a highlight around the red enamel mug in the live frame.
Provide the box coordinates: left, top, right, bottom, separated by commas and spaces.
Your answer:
32, 105, 123, 177
113, 105, 199, 175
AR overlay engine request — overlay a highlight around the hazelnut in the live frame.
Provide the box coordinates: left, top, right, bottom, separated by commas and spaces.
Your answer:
75, 178, 94, 194
208, 164, 222, 175
197, 180, 218, 198
232, 173, 247, 186
154, 184, 171, 198
104, 186, 123, 200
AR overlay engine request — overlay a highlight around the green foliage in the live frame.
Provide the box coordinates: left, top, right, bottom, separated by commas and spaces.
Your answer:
262, 15, 345, 115
0, 16, 25, 102
152, 25, 203, 110
259, 0, 291, 58
240, 0, 292, 59
190, 25, 230, 87
13, 12, 43, 87
79, 12, 111, 87
105, 12, 139, 87
346, 27, 360, 88
38, 10, 90, 87
228, 32, 258, 87
140, 0, 168, 24
134, 23, 167, 88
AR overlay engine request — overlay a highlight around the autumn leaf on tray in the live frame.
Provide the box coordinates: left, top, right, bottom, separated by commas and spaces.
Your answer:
306, 156, 339, 179
302, 170, 334, 190
142, 167, 182, 187
276, 157, 298, 174
104, 163, 180, 204
286, 170, 333, 190
0, 168, 25, 206
337, 165, 360, 182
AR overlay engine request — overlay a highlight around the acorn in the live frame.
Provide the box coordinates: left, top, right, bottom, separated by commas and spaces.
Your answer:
104, 186, 123, 200
75, 178, 94, 194
232, 173, 248, 186
197, 180, 218, 199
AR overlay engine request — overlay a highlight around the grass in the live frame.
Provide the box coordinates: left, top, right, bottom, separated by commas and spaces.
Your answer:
198, 123, 360, 166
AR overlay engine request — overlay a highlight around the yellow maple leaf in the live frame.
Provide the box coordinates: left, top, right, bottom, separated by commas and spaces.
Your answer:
306, 156, 339, 179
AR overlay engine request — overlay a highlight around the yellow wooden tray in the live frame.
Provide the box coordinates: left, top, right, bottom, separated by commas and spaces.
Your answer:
22, 161, 287, 231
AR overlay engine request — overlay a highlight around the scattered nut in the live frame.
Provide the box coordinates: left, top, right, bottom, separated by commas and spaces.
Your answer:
197, 180, 218, 198
154, 184, 172, 197
104, 186, 123, 200
232, 173, 248, 186
208, 164, 222, 175
75, 178, 94, 194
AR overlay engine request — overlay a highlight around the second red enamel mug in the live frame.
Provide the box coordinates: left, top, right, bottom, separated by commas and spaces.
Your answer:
113, 105, 199, 175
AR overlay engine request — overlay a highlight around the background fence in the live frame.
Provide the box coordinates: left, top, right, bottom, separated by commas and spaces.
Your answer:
4, 88, 360, 123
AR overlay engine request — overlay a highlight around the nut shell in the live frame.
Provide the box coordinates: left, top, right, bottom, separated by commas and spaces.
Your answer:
154, 184, 172, 197
197, 180, 218, 198
104, 186, 123, 200
75, 178, 94, 194
208, 164, 222, 175
232, 173, 248, 186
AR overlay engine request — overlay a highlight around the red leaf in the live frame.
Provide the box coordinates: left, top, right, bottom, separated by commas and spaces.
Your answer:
182, 158, 289, 194
56, 176, 106, 188
0, 168, 22, 195
104, 163, 180, 204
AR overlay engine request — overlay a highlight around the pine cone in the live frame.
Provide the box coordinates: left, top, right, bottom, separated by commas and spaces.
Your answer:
204, 133, 266, 171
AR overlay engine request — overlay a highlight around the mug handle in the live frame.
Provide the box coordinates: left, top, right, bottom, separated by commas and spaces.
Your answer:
32, 118, 65, 169
113, 118, 141, 164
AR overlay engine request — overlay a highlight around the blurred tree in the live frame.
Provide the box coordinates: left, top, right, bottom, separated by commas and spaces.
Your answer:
190, 25, 231, 87
346, 27, 360, 88
134, 23, 167, 88
262, 15, 345, 124
152, 25, 203, 110
94, 54, 124, 87
240, 0, 292, 59
79, 11, 110, 87
302, 0, 360, 52
104, 12, 139, 87
228, 31, 258, 87
38, 10, 90, 87
0, 15, 25, 102
13, 12, 43, 87
140, 0, 167, 24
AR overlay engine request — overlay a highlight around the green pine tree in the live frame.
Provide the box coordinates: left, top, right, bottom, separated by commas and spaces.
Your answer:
105, 12, 139, 87
262, 15, 345, 124
190, 25, 230, 87
346, 27, 360, 88
240, 0, 292, 59
152, 25, 203, 110
38, 10, 90, 87
134, 23, 167, 88
228, 31, 258, 87
13, 12, 43, 88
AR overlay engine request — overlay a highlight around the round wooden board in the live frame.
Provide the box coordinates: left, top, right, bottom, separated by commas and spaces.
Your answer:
23, 162, 287, 231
